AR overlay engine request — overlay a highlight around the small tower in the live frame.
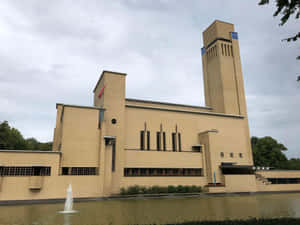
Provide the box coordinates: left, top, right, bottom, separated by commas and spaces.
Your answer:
202, 20, 247, 116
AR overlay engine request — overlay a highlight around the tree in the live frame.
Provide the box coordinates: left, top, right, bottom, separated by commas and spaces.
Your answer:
0, 121, 26, 150
258, 0, 300, 81
251, 136, 288, 168
0, 121, 52, 151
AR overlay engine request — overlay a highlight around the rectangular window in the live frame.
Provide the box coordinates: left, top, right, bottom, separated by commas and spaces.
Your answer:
0, 166, 51, 176
64, 167, 98, 175
172, 133, 176, 152
147, 131, 150, 150
178, 133, 181, 152
163, 132, 166, 151
156, 132, 161, 151
140, 131, 144, 150
123, 168, 203, 177
112, 142, 116, 172
62, 167, 69, 175
98, 109, 104, 129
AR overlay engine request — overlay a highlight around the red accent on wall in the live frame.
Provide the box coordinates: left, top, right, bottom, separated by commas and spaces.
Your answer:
98, 85, 106, 98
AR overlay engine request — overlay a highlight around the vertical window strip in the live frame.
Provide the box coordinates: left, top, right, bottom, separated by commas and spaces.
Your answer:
172, 133, 176, 152
140, 130, 145, 150
163, 132, 166, 151
112, 142, 116, 172
156, 132, 161, 151
221, 44, 224, 55
178, 133, 182, 152
227, 45, 230, 56
147, 131, 150, 150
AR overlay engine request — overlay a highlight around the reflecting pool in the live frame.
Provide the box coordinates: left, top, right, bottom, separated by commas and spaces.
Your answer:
1, 193, 300, 225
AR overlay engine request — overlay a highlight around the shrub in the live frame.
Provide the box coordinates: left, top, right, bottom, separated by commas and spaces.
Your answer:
140, 186, 147, 193
159, 186, 168, 193
168, 185, 176, 193
120, 185, 202, 195
190, 185, 198, 193
176, 185, 184, 193
120, 187, 126, 195
126, 185, 140, 195
182, 185, 190, 193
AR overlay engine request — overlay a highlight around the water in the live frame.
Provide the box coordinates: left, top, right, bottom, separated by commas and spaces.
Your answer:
59, 184, 77, 214
1, 193, 300, 225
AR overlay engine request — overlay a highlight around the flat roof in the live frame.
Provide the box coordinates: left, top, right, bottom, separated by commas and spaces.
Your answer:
93, 70, 127, 92
0, 150, 61, 154
56, 103, 105, 110
126, 104, 244, 119
220, 165, 253, 169
126, 98, 212, 110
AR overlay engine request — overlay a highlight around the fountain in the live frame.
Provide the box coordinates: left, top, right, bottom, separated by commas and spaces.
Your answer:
58, 184, 78, 214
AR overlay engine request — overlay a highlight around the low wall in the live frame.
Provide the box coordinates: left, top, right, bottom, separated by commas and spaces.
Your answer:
0, 176, 102, 201
257, 170, 300, 178
257, 184, 300, 192
225, 175, 257, 193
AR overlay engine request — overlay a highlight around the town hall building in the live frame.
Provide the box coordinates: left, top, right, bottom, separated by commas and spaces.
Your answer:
1, 20, 299, 202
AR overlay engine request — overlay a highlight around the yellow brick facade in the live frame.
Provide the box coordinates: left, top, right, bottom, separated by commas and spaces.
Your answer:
1, 20, 299, 202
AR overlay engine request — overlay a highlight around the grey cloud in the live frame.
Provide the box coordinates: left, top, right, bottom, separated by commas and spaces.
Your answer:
0, 0, 299, 158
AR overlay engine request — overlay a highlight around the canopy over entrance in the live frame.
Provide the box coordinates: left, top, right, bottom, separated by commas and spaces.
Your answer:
220, 163, 254, 175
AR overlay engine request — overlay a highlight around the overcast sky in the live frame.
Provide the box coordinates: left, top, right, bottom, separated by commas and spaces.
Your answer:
0, 1, 299, 157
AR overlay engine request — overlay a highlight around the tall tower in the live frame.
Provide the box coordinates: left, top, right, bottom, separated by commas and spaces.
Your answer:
202, 20, 247, 116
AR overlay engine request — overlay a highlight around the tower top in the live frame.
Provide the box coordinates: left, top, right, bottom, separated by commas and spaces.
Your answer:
203, 20, 235, 47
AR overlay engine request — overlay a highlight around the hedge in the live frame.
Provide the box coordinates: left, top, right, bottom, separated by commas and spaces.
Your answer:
159, 218, 300, 225
120, 185, 202, 195
130, 218, 300, 225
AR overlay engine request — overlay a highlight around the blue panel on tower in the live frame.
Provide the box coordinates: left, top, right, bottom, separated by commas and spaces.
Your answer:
232, 32, 238, 40
201, 47, 206, 55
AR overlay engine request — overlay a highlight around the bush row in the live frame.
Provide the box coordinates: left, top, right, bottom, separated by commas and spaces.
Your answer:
120, 185, 202, 195
161, 218, 300, 225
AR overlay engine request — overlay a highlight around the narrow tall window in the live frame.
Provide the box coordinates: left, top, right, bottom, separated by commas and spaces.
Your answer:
112, 142, 116, 172
156, 132, 161, 151
231, 46, 233, 56
178, 133, 181, 152
172, 133, 176, 152
163, 132, 166, 151
147, 131, 150, 150
225, 44, 227, 56
140, 131, 144, 150
221, 44, 224, 55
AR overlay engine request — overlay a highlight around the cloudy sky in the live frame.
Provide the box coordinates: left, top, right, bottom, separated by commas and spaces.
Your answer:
0, 1, 299, 157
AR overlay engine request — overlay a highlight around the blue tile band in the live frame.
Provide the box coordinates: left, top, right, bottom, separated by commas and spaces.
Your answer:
201, 47, 206, 55
232, 32, 238, 40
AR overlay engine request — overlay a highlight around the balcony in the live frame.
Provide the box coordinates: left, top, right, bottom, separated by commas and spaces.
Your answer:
29, 176, 43, 190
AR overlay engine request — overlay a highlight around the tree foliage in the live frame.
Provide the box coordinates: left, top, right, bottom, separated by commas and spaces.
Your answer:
0, 121, 52, 151
258, 0, 300, 81
251, 136, 288, 168
251, 136, 300, 169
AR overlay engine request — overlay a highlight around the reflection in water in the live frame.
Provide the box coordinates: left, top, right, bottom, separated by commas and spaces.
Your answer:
63, 214, 71, 225
0, 193, 300, 225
